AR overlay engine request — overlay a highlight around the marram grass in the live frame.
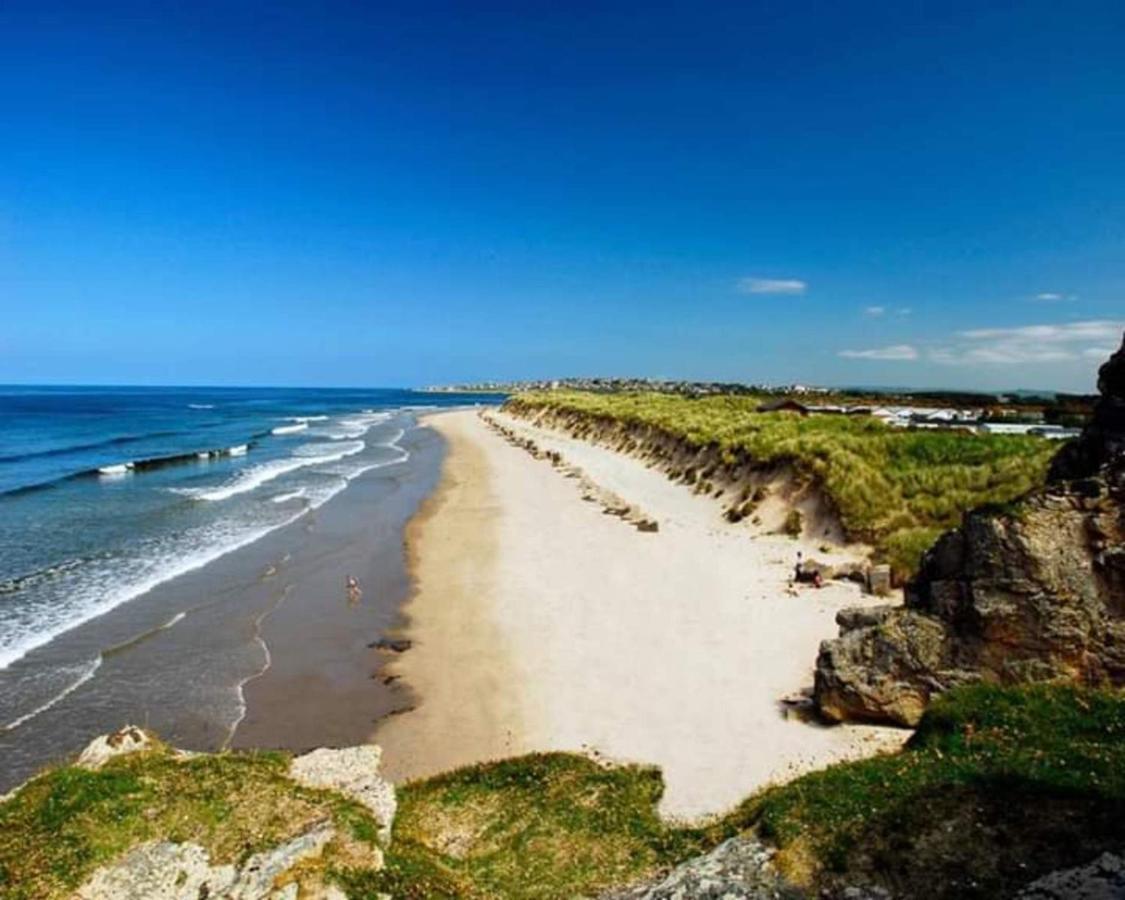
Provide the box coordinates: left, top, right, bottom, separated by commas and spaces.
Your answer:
508, 391, 1057, 575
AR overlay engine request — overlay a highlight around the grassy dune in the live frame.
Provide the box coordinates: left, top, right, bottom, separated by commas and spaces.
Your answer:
0, 744, 387, 900
3, 686, 1122, 898
353, 685, 1125, 898
509, 391, 1057, 575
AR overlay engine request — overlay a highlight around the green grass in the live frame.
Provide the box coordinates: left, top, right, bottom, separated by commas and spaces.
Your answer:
0, 741, 387, 900
348, 753, 709, 899
722, 684, 1125, 898
335, 686, 1125, 899
509, 391, 1056, 575
4, 686, 1122, 898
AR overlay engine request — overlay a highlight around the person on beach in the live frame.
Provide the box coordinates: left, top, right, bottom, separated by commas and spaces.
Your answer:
346, 575, 362, 606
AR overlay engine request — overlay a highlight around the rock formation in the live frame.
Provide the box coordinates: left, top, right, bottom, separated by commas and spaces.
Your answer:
64, 729, 395, 900
815, 335, 1125, 726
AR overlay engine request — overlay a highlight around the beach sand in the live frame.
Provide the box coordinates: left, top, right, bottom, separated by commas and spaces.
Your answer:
375, 409, 906, 820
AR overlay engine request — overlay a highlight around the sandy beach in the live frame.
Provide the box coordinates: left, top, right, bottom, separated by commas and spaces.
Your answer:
376, 409, 905, 820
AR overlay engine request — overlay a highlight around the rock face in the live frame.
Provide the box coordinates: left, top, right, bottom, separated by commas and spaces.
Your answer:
288, 746, 397, 846
75, 725, 158, 769
815, 335, 1125, 726
1016, 851, 1125, 899
74, 823, 342, 900
598, 837, 804, 900
66, 735, 393, 900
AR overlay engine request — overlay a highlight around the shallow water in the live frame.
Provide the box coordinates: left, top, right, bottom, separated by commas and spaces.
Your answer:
0, 385, 495, 790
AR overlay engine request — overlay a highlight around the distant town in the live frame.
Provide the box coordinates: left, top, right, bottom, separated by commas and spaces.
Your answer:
423, 377, 1096, 439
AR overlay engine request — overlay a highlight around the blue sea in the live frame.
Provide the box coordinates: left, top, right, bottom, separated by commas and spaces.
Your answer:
0, 385, 496, 765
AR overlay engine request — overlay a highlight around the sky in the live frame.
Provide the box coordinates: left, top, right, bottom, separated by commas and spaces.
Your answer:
1, 1, 1123, 392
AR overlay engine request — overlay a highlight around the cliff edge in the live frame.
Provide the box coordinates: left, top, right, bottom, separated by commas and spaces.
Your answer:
815, 335, 1125, 726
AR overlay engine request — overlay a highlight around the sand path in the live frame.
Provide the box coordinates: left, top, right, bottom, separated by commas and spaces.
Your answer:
375, 409, 904, 819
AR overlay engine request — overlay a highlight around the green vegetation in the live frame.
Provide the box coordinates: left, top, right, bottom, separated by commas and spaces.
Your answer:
333, 684, 1125, 898
510, 392, 1057, 575
725, 684, 1125, 898
0, 742, 386, 900
351, 753, 709, 899
4, 686, 1122, 898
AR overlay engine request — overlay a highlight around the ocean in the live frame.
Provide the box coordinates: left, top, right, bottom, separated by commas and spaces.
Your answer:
0, 385, 498, 789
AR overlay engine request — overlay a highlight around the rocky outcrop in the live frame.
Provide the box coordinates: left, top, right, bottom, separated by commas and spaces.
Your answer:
63, 731, 394, 900
75, 725, 159, 768
598, 837, 804, 900
74, 825, 343, 900
289, 746, 397, 846
1016, 851, 1125, 899
815, 335, 1125, 726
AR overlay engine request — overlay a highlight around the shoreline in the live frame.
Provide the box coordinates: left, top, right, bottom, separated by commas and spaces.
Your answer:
373, 411, 530, 780
375, 409, 906, 819
0, 413, 447, 792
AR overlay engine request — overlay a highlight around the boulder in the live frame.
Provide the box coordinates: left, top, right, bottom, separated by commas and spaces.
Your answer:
598, 836, 803, 899
76, 726, 157, 769
1016, 851, 1125, 899
815, 333, 1125, 726
288, 746, 396, 846
74, 822, 338, 900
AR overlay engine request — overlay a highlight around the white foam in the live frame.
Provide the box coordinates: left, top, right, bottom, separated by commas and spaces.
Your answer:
187, 403, 215, 409
162, 611, 186, 629
0, 418, 416, 674
288, 415, 328, 422
173, 440, 364, 502
310, 411, 391, 441
0, 513, 308, 671
271, 422, 308, 435
270, 489, 306, 504
98, 463, 134, 476
227, 444, 248, 457
3, 657, 102, 731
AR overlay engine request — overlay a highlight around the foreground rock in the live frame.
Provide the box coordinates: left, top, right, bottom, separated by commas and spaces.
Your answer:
64, 730, 394, 900
815, 335, 1125, 725
598, 837, 802, 900
1016, 852, 1125, 899
289, 745, 397, 846
75, 825, 342, 900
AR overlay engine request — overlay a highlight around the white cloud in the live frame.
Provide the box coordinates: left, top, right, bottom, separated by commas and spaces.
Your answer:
864, 305, 885, 317
737, 277, 807, 295
932, 320, 1124, 365
1083, 346, 1115, 359
1033, 292, 1077, 302
838, 344, 919, 361
897, 307, 912, 317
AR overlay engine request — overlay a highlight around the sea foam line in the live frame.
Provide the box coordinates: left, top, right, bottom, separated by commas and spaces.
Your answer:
173, 440, 364, 502
224, 585, 290, 749
0, 418, 414, 674
2, 657, 103, 732
0, 515, 303, 672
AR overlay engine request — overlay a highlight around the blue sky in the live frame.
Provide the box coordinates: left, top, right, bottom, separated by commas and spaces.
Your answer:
1, 1, 1122, 391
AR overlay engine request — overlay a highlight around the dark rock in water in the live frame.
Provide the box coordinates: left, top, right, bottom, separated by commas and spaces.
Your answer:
370, 637, 412, 653
815, 333, 1125, 726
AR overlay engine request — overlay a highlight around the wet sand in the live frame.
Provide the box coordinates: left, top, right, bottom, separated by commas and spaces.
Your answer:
373, 411, 527, 781
0, 421, 444, 792
376, 410, 906, 820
